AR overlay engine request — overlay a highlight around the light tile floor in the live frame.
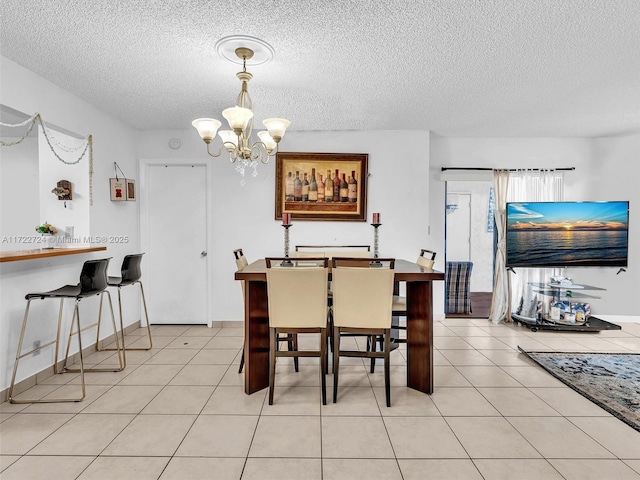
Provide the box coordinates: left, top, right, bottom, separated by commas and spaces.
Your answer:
2, 319, 640, 480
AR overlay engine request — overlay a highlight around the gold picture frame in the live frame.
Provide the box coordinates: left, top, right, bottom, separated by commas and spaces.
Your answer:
275, 152, 368, 221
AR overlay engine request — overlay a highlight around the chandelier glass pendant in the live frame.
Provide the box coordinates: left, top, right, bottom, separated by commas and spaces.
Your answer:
192, 39, 290, 182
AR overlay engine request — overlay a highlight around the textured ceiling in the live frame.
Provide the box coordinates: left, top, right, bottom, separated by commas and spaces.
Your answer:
1, 0, 639, 137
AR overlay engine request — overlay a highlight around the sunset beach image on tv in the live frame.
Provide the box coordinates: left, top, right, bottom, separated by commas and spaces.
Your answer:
506, 201, 629, 268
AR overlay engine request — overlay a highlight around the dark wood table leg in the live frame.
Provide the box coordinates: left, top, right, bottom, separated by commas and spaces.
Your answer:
406, 280, 434, 394
244, 280, 270, 394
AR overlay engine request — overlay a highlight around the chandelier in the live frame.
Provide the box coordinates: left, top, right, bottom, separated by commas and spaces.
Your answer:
192, 36, 290, 181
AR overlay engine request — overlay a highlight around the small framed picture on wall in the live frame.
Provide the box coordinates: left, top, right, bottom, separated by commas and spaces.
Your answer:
110, 178, 127, 201
126, 179, 136, 201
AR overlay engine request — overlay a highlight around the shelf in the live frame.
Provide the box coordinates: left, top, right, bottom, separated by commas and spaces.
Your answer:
531, 289, 600, 300
529, 282, 606, 291
0, 246, 107, 263
541, 316, 587, 326
511, 313, 621, 332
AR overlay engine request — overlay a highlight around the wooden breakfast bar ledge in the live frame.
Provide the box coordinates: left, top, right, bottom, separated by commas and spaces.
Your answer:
235, 258, 445, 395
0, 246, 107, 263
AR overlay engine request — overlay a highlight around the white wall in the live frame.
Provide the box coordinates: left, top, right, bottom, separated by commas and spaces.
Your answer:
137, 129, 432, 322
566, 134, 640, 313
430, 135, 639, 315
1, 136, 39, 248
0, 56, 140, 391
38, 126, 90, 243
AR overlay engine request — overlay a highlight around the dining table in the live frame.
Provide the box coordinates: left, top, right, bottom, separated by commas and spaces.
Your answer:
235, 258, 445, 395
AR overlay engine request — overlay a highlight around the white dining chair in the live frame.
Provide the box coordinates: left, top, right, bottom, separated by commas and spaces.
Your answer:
331, 257, 395, 407
265, 257, 330, 405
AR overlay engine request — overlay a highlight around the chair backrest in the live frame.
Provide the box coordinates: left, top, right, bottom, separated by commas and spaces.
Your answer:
416, 249, 436, 270
79, 258, 111, 295
121, 253, 144, 282
329, 250, 371, 259
445, 261, 473, 313
295, 245, 371, 259
234, 248, 249, 298
331, 257, 395, 329
266, 257, 329, 329
234, 248, 248, 270
295, 250, 327, 258
445, 261, 473, 288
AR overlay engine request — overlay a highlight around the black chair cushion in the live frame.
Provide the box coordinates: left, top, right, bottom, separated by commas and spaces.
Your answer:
24, 258, 111, 300
25, 285, 81, 300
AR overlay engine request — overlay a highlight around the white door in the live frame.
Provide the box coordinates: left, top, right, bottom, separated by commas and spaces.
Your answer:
143, 163, 209, 324
446, 193, 471, 261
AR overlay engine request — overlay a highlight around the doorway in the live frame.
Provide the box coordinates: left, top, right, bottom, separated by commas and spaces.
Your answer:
445, 181, 494, 318
446, 193, 471, 261
140, 161, 211, 325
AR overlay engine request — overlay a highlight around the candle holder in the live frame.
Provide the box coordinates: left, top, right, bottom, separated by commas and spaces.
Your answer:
371, 222, 382, 257
370, 222, 382, 267
281, 224, 293, 266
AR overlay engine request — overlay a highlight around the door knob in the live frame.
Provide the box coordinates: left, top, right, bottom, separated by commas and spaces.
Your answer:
201, 251, 207, 257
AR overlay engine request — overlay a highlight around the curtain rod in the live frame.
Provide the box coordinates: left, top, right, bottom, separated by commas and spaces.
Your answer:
440, 167, 575, 172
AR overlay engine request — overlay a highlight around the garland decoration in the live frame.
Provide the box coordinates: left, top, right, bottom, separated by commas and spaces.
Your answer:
1, 112, 94, 205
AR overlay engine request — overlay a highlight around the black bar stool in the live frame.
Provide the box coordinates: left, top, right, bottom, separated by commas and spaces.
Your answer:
8, 257, 124, 403
96, 253, 152, 357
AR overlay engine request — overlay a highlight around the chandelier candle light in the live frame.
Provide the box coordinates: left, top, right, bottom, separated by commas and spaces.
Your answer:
192, 36, 290, 182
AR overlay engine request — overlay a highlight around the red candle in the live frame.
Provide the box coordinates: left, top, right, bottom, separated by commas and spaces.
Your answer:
282, 213, 290, 225
373, 212, 380, 224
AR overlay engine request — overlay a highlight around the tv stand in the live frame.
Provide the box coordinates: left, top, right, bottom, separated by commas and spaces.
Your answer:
511, 313, 621, 332
512, 282, 621, 332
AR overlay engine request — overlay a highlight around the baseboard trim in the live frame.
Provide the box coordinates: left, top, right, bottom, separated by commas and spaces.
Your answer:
595, 315, 640, 324
0, 321, 143, 404
211, 320, 243, 329
4, 319, 290, 402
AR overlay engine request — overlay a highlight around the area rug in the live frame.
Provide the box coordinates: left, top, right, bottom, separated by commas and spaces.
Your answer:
518, 348, 640, 433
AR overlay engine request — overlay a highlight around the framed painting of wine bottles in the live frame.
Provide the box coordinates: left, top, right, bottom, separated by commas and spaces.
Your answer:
275, 152, 368, 221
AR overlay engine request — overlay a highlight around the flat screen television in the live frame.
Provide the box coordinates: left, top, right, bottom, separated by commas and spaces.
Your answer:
506, 201, 629, 268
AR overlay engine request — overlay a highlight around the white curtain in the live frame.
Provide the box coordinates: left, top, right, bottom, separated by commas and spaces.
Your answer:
489, 170, 510, 324
507, 170, 565, 318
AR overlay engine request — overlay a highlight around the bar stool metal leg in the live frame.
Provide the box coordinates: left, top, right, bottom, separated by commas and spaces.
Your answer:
53, 298, 65, 374
138, 281, 152, 349
9, 299, 87, 403
96, 280, 153, 352
63, 290, 125, 373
